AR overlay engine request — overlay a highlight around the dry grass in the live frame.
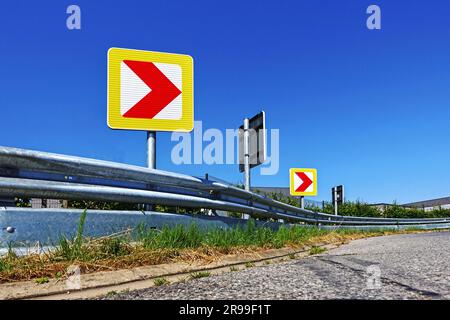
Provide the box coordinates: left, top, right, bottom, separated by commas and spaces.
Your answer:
0, 224, 441, 284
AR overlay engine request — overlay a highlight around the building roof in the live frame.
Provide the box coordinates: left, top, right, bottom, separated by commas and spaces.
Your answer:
251, 187, 291, 197
252, 187, 323, 207
402, 196, 450, 208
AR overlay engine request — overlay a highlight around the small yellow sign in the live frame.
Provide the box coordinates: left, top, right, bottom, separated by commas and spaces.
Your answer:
107, 47, 194, 132
289, 168, 318, 196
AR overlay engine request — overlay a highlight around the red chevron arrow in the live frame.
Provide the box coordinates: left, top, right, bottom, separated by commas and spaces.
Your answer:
122, 60, 181, 119
295, 172, 313, 192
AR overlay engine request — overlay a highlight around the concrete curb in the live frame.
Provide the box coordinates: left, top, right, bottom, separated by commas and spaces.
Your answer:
0, 243, 338, 300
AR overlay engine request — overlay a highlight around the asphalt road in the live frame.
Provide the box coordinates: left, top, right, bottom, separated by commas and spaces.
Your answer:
105, 231, 450, 300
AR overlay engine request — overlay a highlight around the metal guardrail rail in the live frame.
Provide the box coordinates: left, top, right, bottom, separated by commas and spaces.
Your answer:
0, 146, 449, 228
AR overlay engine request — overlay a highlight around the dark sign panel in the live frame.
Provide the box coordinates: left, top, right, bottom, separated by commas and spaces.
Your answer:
332, 185, 345, 205
238, 111, 266, 172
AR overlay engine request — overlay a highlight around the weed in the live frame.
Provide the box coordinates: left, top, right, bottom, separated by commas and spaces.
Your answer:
106, 290, 118, 297
190, 271, 210, 279
153, 277, 169, 286
288, 253, 296, 259
98, 238, 131, 257
0, 259, 9, 273
0, 219, 426, 284
54, 209, 88, 261
245, 262, 255, 268
309, 246, 327, 255
35, 277, 49, 284
229, 266, 239, 272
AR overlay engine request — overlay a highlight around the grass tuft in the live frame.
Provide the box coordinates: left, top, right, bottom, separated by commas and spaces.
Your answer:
153, 277, 169, 286
189, 271, 210, 279
35, 276, 49, 284
0, 218, 435, 284
309, 246, 327, 255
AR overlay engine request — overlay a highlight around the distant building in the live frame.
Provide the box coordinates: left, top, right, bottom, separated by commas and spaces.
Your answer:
0, 198, 67, 208
252, 187, 291, 197
0, 197, 15, 207
402, 196, 450, 212
30, 198, 68, 209
367, 203, 404, 213
252, 187, 323, 208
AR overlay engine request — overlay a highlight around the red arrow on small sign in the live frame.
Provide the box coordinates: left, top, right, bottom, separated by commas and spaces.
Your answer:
295, 172, 313, 192
122, 60, 181, 119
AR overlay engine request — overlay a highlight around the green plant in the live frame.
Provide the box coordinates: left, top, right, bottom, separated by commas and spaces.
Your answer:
35, 277, 49, 284
0, 259, 9, 273
106, 290, 118, 297
190, 271, 210, 279
309, 246, 327, 255
54, 209, 88, 261
98, 238, 131, 257
67, 200, 140, 211
245, 262, 255, 268
229, 266, 239, 272
14, 198, 31, 207
153, 277, 169, 286
2, 215, 427, 285
288, 253, 296, 259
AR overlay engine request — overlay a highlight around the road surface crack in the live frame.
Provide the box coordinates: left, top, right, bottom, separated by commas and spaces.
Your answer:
316, 257, 442, 299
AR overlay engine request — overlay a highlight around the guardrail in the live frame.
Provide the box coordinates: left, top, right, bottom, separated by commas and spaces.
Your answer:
0, 146, 449, 229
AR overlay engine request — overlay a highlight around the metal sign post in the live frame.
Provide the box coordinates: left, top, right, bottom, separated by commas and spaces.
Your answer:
147, 131, 156, 169
243, 118, 250, 192
299, 196, 305, 209
332, 185, 344, 215
333, 187, 338, 215
145, 131, 156, 211
238, 111, 267, 220
241, 118, 251, 219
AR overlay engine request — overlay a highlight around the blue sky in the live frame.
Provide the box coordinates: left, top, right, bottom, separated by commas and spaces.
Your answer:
1, 0, 450, 204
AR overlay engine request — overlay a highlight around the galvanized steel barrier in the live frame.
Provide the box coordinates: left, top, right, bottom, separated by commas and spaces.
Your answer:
0, 146, 449, 229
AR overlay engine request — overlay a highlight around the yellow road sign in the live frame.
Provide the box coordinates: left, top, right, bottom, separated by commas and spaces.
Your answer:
289, 168, 317, 196
107, 47, 194, 132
